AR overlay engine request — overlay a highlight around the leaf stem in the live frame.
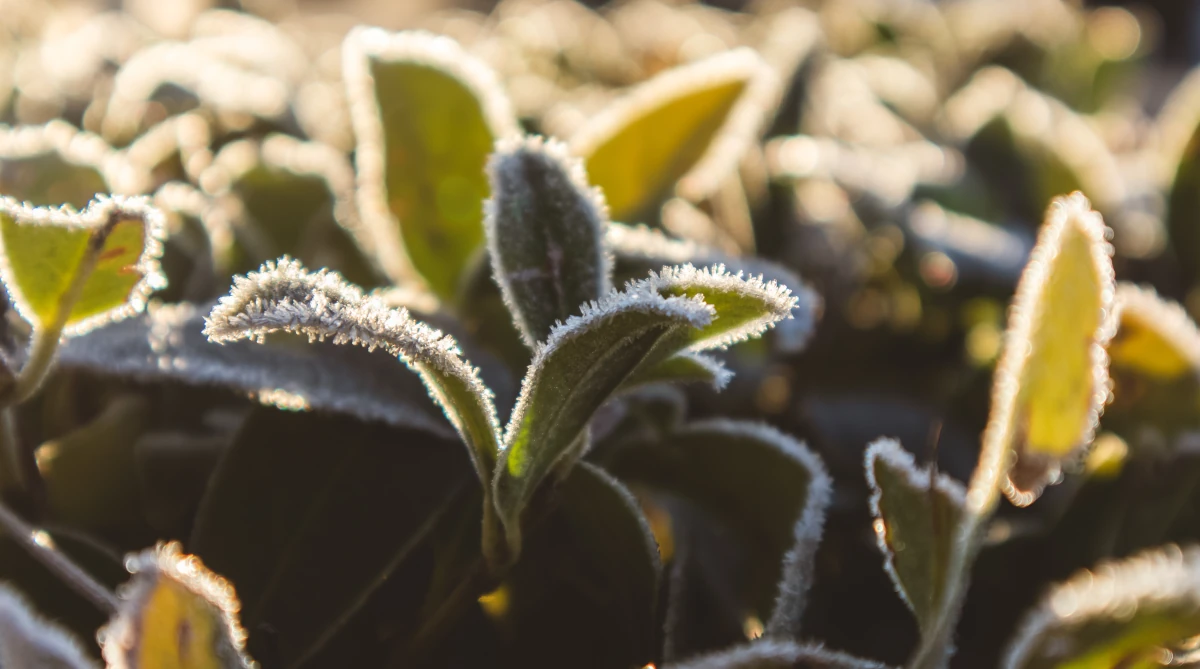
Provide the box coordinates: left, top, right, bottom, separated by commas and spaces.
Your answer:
0, 499, 119, 615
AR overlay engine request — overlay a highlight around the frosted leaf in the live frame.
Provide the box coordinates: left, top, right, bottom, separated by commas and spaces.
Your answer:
485, 134, 612, 347
667, 640, 892, 669
621, 351, 732, 392
492, 283, 715, 559
1003, 544, 1200, 669
0, 195, 167, 337
864, 438, 966, 632
0, 121, 120, 208
100, 541, 253, 669
58, 301, 453, 438
0, 583, 96, 669
1110, 282, 1200, 381
205, 257, 500, 481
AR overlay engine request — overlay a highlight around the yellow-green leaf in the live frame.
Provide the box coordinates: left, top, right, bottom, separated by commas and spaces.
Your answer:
343, 28, 518, 300
0, 196, 167, 336
100, 541, 254, 669
983, 192, 1117, 506
570, 48, 769, 222
1003, 544, 1200, 669
1109, 283, 1200, 381
0, 121, 114, 209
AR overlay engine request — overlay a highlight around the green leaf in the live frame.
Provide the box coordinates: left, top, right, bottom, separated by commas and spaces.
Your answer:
203, 134, 383, 288
641, 263, 800, 352
100, 541, 254, 669
864, 438, 966, 633
1157, 67, 1200, 289
982, 192, 1117, 506
493, 284, 715, 560
1002, 544, 1200, 669
604, 419, 831, 631
204, 257, 500, 484
58, 301, 454, 438
0, 196, 167, 336
498, 462, 662, 668
0, 121, 113, 209
620, 352, 732, 392
0, 583, 95, 669
36, 395, 151, 531
571, 48, 770, 222
606, 223, 821, 353
343, 28, 519, 300
190, 409, 470, 667
667, 640, 893, 669
485, 135, 611, 347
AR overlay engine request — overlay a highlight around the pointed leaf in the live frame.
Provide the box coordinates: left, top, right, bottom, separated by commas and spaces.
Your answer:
500, 462, 662, 668
667, 640, 893, 669
493, 284, 715, 558
484, 135, 612, 347
205, 257, 500, 483
0, 196, 167, 335
0, 583, 95, 669
57, 301, 454, 437
100, 541, 254, 669
1003, 544, 1200, 669
981, 192, 1117, 506
605, 419, 831, 630
864, 438, 966, 633
343, 27, 519, 299
641, 263, 800, 352
0, 121, 114, 209
190, 408, 470, 667
607, 223, 821, 353
571, 48, 770, 222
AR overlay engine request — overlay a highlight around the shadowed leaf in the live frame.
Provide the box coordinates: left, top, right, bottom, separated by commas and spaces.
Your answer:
666, 640, 893, 669
485, 135, 611, 348
0, 196, 167, 336
343, 27, 518, 299
0, 121, 114, 210
0, 583, 95, 669
864, 438, 966, 633
1002, 544, 1200, 669
621, 352, 732, 392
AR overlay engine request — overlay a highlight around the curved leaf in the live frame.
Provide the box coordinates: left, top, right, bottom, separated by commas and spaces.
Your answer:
343, 27, 518, 299
667, 640, 893, 669
0, 583, 94, 669
0, 121, 114, 209
485, 135, 611, 347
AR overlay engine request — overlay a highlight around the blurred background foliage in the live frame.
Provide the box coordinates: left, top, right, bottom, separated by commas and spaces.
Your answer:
4, 0, 1200, 667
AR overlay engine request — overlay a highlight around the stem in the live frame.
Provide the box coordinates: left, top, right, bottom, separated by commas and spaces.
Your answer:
0, 407, 25, 491
0, 500, 119, 615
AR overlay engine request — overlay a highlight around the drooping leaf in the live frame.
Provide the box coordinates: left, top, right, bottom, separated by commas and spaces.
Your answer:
666, 640, 893, 669
499, 462, 662, 669
190, 408, 471, 667
606, 223, 822, 353
204, 257, 500, 484
604, 419, 831, 633
864, 438, 967, 633
99, 541, 254, 669
36, 395, 151, 531
981, 192, 1117, 505
1002, 544, 1200, 669
0, 583, 95, 669
570, 48, 771, 222
484, 135, 611, 347
492, 284, 715, 559
0, 121, 114, 209
343, 27, 519, 299
0, 196, 167, 336
57, 301, 453, 438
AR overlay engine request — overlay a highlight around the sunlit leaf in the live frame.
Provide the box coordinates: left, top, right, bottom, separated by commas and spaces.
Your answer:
571, 48, 771, 222
604, 419, 831, 634
864, 438, 966, 633
492, 283, 715, 559
205, 257, 501, 484
0, 195, 167, 335
485, 135, 611, 347
58, 301, 454, 437
1002, 544, 1200, 669
0, 583, 95, 669
981, 192, 1117, 505
100, 541, 254, 669
343, 27, 519, 299
1109, 283, 1200, 382
667, 640, 893, 669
